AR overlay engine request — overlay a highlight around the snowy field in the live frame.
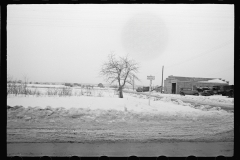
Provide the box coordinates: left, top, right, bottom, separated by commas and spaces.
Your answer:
7, 86, 233, 143
7, 89, 233, 117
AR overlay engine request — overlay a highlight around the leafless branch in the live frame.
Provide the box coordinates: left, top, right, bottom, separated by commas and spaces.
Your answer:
100, 53, 140, 98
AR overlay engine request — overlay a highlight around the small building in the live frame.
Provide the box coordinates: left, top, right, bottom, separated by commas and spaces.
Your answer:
164, 75, 229, 94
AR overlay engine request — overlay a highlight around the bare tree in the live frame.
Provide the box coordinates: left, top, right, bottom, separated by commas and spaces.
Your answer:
100, 53, 140, 98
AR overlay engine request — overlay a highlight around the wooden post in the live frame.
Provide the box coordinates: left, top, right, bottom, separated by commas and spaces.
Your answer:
149, 79, 152, 105
147, 75, 155, 106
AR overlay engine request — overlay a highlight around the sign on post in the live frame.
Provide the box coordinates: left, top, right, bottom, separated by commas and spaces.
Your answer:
147, 75, 155, 105
147, 76, 155, 80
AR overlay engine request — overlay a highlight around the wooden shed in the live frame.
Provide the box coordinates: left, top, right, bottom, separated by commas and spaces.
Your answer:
164, 75, 229, 94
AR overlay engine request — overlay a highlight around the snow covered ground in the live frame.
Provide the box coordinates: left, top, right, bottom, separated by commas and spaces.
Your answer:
7, 86, 234, 144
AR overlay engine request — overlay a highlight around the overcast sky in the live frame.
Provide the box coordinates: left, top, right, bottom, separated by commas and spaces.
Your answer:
7, 4, 234, 86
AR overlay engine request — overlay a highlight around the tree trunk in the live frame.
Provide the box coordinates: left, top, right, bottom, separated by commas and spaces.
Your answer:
118, 87, 123, 98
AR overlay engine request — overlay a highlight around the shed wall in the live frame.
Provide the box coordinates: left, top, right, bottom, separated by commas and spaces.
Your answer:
177, 81, 193, 94
164, 77, 229, 94
164, 80, 172, 94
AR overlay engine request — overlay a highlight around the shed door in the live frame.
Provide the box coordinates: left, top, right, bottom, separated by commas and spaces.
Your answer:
172, 83, 176, 94
193, 85, 197, 90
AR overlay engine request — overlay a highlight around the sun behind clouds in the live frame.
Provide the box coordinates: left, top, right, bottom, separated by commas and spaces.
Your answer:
121, 12, 168, 61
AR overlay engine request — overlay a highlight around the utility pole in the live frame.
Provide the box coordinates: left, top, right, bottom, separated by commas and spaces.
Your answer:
161, 66, 164, 93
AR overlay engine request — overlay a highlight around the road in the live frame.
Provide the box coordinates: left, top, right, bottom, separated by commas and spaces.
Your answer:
7, 142, 233, 157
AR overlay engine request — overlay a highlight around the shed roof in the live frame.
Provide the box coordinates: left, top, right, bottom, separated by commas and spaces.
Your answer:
168, 76, 214, 82
198, 79, 228, 84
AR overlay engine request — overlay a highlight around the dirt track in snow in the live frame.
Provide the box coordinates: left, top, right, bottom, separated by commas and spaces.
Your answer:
7, 105, 233, 143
